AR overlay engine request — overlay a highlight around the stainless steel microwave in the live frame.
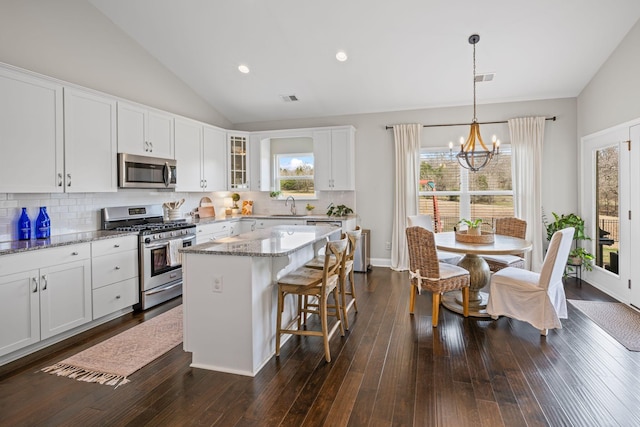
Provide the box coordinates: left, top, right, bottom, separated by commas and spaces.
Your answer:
118, 153, 177, 189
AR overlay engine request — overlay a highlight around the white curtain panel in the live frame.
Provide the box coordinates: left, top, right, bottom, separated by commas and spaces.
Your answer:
391, 124, 422, 271
508, 117, 546, 272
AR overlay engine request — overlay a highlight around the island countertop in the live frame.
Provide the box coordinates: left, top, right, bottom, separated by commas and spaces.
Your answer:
180, 224, 339, 257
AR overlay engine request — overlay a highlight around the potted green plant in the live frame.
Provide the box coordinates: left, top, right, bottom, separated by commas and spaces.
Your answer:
458, 218, 484, 236
326, 203, 353, 217
545, 212, 594, 272
231, 193, 241, 211
305, 203, 315, 214
269, 191, 281, 199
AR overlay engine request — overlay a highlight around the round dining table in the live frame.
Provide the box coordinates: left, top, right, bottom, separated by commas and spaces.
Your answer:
434, 231, 532, 317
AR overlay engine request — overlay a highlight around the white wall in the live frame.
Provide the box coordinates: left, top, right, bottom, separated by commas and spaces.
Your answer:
0, 0, 231, 128
235, 98, 578, 262
578, 19, 640, 137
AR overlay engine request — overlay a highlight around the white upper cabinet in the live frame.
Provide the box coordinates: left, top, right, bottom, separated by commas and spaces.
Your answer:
117, 101, 174, 159
175, 118, 204, 192
249, 134, 271, 191
63, 88, 117, 192
203, 125, 227, 191
0, 67, 63, 193
175, 119, 227, 192
313, 126, 356, 191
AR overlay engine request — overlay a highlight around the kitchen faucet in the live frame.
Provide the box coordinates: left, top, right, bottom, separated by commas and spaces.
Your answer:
285, 196, 296, 215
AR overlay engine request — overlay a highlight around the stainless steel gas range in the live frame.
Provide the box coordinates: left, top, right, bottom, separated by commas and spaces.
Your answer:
101, 205, 195, 310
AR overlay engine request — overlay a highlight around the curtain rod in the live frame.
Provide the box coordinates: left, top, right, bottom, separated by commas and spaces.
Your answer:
385, 116, 556, 130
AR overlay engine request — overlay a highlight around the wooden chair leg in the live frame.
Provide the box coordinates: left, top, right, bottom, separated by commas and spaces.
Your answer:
462, 286, 469, 318
432, 292, 441, 327
333, 286, 345, 337
349, 269, 358, 312
409, 284, 417, 314
340, 273, 349, 330
320, 294, 331, 362
540, 328, 548, 336
275, 288, 284, 356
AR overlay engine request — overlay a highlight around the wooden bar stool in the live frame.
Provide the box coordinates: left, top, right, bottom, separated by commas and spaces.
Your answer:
305, 227, 360, 329
275, 237, 348, 362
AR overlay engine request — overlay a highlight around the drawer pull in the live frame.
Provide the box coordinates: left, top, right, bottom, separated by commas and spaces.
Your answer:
71, 251, 79, 256
32, 277, 38, 293
114, 266, 120, 270
115, 295, 121, 299
114, 244, 120, 248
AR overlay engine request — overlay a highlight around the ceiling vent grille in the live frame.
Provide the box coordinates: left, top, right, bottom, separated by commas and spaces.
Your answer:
474, 73, 495, 82
280, 95, 299, 102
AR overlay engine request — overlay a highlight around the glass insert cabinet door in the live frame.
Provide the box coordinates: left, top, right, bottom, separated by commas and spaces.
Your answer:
229, 135, 248, 189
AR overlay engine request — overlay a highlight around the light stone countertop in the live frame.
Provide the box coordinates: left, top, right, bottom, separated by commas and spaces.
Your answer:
0, 230, 137, 256
181, 224, 340, 257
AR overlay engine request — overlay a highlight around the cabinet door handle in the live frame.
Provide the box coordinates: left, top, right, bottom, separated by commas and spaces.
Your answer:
58, 173, 63, 187
144, 141, 149, 151
67, 173, 71, 187
114, 244, 120, 248
32, 277, 38, 293
204, 179, 207, 188
149, 142, 153, 152
115, 266, 120, 270
41, 275, 48, 291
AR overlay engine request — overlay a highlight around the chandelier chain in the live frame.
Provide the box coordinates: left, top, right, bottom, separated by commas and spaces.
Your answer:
472, 40, 477, 122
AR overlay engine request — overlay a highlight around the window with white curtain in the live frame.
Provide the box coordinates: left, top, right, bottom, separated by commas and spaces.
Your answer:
418, 145, 514, 231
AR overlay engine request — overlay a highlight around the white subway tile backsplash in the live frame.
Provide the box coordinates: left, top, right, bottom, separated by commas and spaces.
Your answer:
0, 190, 355, 242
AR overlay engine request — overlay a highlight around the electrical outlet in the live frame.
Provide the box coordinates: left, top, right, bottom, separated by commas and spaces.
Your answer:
212, 276, 223, 293
385, 241, 391, 250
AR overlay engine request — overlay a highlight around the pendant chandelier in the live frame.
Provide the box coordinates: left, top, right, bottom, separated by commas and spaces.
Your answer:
455, 34, 499, 172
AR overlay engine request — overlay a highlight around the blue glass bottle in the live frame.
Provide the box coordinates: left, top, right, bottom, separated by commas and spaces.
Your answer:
35, 206, 51, 239
17, 208, 31, 240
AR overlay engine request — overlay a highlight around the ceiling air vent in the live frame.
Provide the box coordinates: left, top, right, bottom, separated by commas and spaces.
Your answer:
474, 73, 495, 82
280, 94, 299, 102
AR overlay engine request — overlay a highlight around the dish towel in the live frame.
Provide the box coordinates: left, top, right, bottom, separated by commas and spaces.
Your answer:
167, 239, 183, 267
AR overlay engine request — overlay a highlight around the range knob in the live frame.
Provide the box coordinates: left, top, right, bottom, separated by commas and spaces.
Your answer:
145, 237, 151, 244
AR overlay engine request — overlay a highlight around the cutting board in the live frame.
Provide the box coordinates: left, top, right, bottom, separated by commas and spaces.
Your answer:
198, 197, 215, 218
198, 206, 215, 218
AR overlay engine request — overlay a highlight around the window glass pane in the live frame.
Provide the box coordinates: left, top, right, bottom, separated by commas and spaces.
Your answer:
595, 146, 619, 274
468, 146, 512, 191
277, 153, 315, 197
470, 195, 514, 225
420, 195, 460, 232
419, 152, 460, 191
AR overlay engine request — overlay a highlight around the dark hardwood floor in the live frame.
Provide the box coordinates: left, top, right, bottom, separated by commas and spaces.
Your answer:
1, 268, 639, 426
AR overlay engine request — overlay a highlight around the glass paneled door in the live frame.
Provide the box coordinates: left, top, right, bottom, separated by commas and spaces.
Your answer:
629, 125, 640, 309
580, 126, 630, 302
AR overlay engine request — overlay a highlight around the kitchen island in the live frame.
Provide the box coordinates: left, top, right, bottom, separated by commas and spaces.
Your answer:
180, 224, 341, 376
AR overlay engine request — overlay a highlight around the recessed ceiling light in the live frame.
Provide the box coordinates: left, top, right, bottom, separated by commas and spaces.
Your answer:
336, 51, 348, 62
238, 64, 250, 74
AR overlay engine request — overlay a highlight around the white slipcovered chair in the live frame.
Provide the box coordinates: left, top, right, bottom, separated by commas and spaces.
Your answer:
486, 227, 575, 336
407, 215, 463, 265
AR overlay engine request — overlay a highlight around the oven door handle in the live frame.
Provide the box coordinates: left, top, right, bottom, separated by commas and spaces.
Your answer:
146, 282, 182, 296
145, 234, 195, 250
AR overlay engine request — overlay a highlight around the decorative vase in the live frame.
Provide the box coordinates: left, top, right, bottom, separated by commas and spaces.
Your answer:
17, 207, 31, 240
35, 206, 50, 239
468, 227, 481, 236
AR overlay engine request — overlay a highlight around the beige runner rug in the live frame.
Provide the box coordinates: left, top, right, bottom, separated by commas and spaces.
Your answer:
42, 305, 183, 387
568, 300, 640, 351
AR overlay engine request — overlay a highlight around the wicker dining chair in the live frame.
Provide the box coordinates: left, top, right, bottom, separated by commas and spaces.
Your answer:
482, 217, 527, 272
406, 226, 470, 327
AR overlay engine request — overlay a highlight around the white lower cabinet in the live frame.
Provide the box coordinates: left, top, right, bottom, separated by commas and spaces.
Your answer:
196, 221, 234, 245
0, 243, 92, 357
91, 236, 139, 319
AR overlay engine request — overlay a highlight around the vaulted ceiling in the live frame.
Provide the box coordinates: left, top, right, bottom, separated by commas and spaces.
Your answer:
89, 0, 640, 124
